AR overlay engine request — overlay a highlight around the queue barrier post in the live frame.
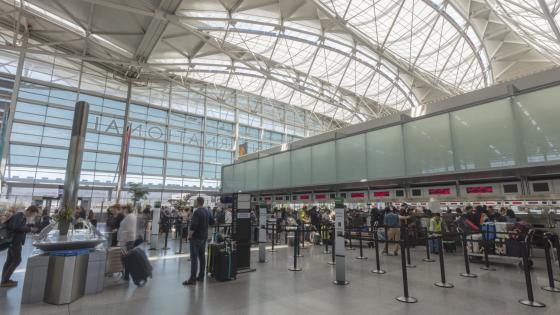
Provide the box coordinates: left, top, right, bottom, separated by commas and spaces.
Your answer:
288, 227, 302, 272
347, 229, 355, 251
480, 229, 495, 271
328, 226, 336, 265
519, 240, 545, 307
356, 228, 368, 260
371, 226, 386, 275
404, 227, 416, 268
434, 236, 454, 288
460, 232, 477, 278
269, 224, 277, 253
541, 235, 560, 293
423, 229, 435, 263
175, 221, 184, 254
323, 225, 331, 254
396, 229, 417, 304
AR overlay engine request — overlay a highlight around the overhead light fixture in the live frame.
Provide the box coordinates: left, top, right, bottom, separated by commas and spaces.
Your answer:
360, 178, 367, 182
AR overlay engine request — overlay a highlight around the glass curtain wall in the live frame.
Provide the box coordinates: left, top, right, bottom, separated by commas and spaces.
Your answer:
0, 49, 328, 207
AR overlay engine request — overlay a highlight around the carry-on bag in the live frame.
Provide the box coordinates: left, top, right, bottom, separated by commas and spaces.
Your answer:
122, 247, 152, 286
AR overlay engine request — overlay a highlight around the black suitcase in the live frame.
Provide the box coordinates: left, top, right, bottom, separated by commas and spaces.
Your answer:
122, 247, 153, 286
207, 243, 225, 275
211, 241, 237, 281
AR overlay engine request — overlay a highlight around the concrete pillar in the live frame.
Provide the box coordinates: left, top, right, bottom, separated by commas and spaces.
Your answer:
61, 101, 89, 211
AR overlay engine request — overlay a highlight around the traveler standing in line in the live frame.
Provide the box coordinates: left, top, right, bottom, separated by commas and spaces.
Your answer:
428, 213, 442, 254
384, 208, 400, 256
1, 205, 39, 288
88, 210, 98, 227
183, 197, 214, 286
118, 205, 138, 282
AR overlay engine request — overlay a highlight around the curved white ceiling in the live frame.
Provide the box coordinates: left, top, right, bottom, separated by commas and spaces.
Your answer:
486, 0, 560, 64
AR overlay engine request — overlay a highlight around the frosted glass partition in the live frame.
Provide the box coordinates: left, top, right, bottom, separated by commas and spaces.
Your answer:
404, 114, 455, 175
366, 125, 405, 179
336, 134, 366, 182
232, 163, 246, 191
222, 165, 234, 192
273, 151, 290, 188
451, 99, 517, 170
258, 156, 274, 189
514, 85, 560, 163
312, 142, 336, 184
244, 160, 258, 191
291, 147, 311, 187
221, 83, 560, 193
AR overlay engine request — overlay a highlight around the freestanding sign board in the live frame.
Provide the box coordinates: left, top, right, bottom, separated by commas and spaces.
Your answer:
334, 198, 348, 285
234, 194, 252, 270
258, 204, 268, 263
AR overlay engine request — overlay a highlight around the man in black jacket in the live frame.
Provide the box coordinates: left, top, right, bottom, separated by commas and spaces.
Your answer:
183, 197, 214, 286
1, 205, 39, 288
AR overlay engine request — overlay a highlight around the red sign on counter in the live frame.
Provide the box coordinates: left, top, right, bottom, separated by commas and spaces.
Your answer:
299, 195, 310, 200
350, 192, 365, 198
315, 194, 327, 200
466, 186, 494, 194
373, 191, 390, 197
428, 188, 451, 195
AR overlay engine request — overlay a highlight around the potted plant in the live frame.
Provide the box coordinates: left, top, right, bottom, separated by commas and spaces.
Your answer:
128, 183, 149, 211
53, 208, 74, 236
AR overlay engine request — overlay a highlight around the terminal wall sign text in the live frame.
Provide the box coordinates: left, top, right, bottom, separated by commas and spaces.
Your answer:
88, 116, 233, 150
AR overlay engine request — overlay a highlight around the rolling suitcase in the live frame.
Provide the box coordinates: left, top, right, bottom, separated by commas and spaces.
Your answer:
211, 242, 237, 281
207, 243, 225, 275
122, 247, 153, 286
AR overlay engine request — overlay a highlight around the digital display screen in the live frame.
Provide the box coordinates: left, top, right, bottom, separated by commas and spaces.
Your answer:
350, 192, 365, 198
411, 189, 422, 196
532, 182, 550, 192
396, 190, 404, 197
264, 197, 272, 201
299, 195, 310, 200
373, 191, 390, 197
428, 188, 451, 195
340, 193, 347, 198
315, 194, 327, 200
275, 196, 284, 201
329, 193, 336, 199
466, 186, 494, 194
503, 184, 519, 194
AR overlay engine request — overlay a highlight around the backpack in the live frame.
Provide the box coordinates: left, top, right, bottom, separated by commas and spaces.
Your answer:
456, 216, 479, 234
0, 219, 14, 251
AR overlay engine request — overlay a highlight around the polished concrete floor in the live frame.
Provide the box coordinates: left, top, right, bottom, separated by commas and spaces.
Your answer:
2, 237, 560, 315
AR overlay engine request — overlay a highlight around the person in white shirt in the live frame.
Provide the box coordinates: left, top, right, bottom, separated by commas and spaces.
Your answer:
117, 205, 138, 282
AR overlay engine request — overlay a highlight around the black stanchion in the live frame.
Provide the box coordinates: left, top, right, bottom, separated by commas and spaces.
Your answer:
480, 230, 495, 271
396, 235, 417, 303
163, 230, 170, 251
383, 226, 389, 254
323, 225, 331, 254
296, 226, 304, 258
356, 229, 367, 260
175, 222, 184, 254
289, 228, 302, 272
404, 227, 416, 268
423, 232, 435, 263
541, 237, 560, 293
460, 232, 477, 278
269, 224, 277, 253
347, 229, 355, 250
328, 227, 336, 265
434, 236, 454, 288
371, 227, 386, 274
285, 227, 288, 244
519, 241, 545, 307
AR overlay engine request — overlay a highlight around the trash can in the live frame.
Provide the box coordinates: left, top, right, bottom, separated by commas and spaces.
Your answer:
44, 249, 89, 305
